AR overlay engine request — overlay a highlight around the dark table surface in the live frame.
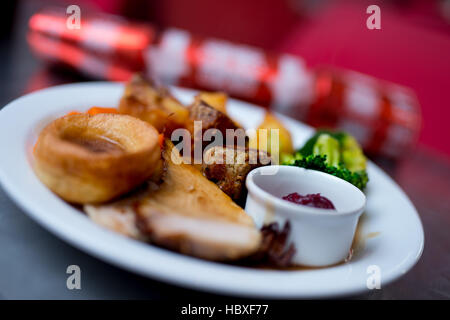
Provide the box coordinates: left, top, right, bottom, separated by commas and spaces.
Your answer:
0, 0, 449, 300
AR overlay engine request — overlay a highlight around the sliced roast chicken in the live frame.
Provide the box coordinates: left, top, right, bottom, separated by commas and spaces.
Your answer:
85, 140, 261, 261
84, 186, 151, 241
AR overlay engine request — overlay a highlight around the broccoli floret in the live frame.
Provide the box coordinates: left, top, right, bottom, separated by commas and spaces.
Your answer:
340, 134, 367, 172
298, 130, 347, 157
281, 151, 303, 165
313, 134, 340, 167
283, 130, 369, 190
289, 154, 368, 190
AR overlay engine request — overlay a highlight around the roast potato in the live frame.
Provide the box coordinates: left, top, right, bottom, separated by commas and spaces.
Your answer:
249, 112, 294, 159
119, 74, 189, 136
194, 91, 228, 114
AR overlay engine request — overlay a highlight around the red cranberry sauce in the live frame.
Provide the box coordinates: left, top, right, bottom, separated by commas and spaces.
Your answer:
282, 192, 335, 210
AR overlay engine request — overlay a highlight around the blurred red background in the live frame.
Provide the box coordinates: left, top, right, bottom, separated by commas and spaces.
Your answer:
76, 0, 450, 158
9, 0, 450, 158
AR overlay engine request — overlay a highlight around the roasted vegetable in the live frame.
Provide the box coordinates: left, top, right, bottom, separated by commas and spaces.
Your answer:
195, 92, 228, 114
118, 74, 189, 135
283, 130, 369, 190
250, 113, 294, 161
313, 134, 340, 167
340, 134, 367, 172
187, 99, 242, 155
287, 154, 369, 190
188, 99, 239, 134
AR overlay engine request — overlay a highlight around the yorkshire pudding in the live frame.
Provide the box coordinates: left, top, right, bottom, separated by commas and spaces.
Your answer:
33, 113, 161, 204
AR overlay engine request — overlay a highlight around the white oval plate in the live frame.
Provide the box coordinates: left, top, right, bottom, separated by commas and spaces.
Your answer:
0, 82, 424, 298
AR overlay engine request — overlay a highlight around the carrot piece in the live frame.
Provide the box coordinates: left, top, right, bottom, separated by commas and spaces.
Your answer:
87, 107, 119, 115
65, 111, 81, 116
158, 134, 164, 149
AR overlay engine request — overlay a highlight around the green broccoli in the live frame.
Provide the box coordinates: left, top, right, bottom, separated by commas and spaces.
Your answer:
313, 134, 340, 167
340, 134, 367, 172
283, 130, 369, 190
298, 130, 346, 157
290, 154, 369, 190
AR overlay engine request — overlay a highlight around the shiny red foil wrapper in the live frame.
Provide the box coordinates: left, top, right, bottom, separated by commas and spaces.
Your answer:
307, 69, 421, 157
27, 8, 421, 158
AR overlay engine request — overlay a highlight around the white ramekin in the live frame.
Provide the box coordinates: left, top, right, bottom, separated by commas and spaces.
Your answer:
245, 165, 366, 267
